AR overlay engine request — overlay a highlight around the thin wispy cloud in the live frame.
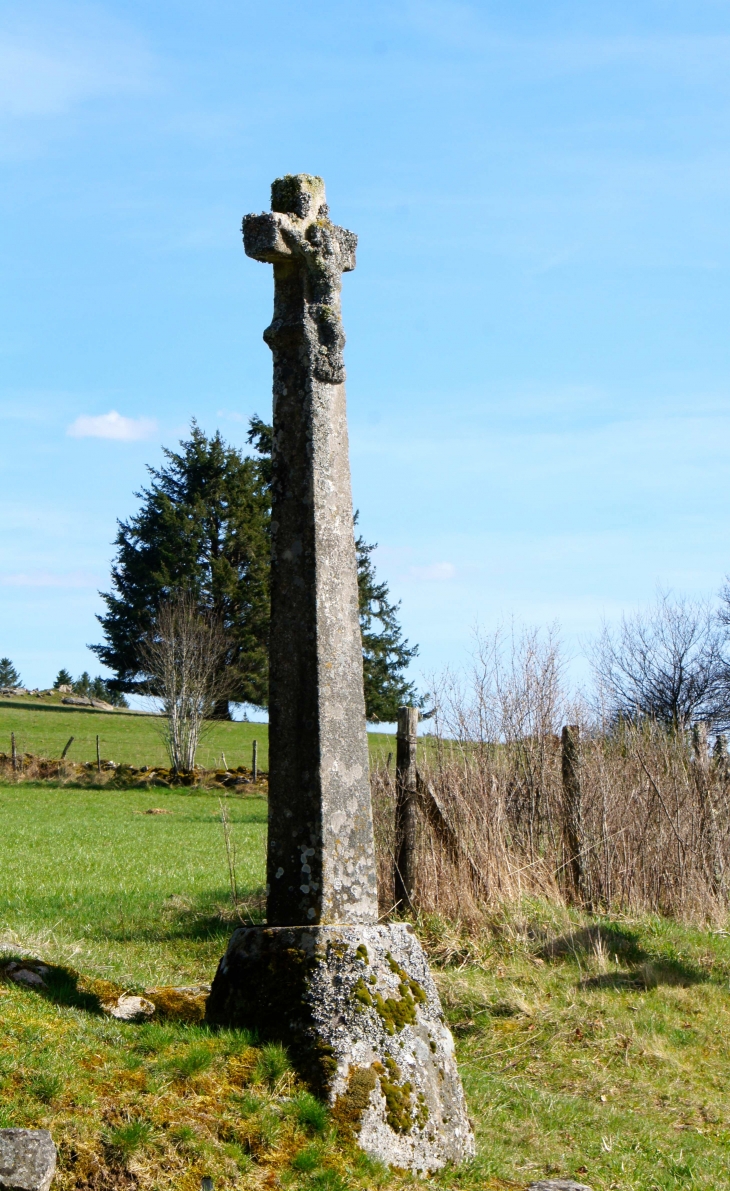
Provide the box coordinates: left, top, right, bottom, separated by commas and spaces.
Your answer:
67, 411, 157, 441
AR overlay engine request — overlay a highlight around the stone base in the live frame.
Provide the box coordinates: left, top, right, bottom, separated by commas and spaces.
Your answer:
0, 1129, 56, 1191
206, 923, 474, 1172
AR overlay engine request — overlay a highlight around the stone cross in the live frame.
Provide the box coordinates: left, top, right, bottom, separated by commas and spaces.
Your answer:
243, 174, 377, 927
208, 176, 474, 1173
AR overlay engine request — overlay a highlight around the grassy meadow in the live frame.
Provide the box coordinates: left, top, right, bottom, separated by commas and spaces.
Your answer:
2, 704, 730, 1188
0, 696, 399, 772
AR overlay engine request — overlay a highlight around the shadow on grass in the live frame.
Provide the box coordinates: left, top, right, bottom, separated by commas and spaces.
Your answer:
0, 958, 214, 1025
538, 924, 707, 991
0, 958, 114, 1013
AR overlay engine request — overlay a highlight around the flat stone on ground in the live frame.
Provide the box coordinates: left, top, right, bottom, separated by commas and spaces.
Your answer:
0, 1129, 56, 1191
527, 1181, 593, 1190
101, 993, 155, 1021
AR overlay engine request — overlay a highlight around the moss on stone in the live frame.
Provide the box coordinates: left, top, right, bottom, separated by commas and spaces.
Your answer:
352, 977, 373, 1010
355, 943, 369, 965
385, 951, 427, 1007
372, 1057, 416, 1134
374, 989, 417, 1034
332, 1064, 378, 1141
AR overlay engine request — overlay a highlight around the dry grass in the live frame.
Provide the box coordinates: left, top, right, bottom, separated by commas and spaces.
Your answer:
375, 627, 730, 925
374, 725, 730, 925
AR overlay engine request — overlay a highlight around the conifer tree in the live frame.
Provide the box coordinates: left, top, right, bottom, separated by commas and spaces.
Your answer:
92, 422, 270, 716
54, 668, 73, 688
0, 658, 21, 687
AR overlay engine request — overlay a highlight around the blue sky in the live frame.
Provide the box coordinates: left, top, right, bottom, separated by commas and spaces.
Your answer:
2, 0, 730, 703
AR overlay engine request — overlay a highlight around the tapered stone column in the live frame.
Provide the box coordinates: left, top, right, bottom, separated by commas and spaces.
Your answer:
244, 173, 377, 927
207, 176, 474, 1173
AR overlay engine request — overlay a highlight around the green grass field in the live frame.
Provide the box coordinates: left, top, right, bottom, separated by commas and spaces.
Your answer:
3, 759, 730, 1186
0, 697, 399, 771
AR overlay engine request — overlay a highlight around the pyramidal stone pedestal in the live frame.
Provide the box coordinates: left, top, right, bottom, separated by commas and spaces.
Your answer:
206, 174, 474, 1172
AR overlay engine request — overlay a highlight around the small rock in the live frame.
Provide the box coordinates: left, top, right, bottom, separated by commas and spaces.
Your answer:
0, 1128, 56, 1191
8, 969, 45, 988
102, 994, 155, 1021
56, 685, 72, 694
145, 808, 172, 815
527, 1182, 593, 1191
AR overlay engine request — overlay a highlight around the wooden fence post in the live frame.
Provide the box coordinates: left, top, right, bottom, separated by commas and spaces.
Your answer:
561, 724, 583, 903
394, 705, 419, 912
11, 732, 17, 772
96, 735, 101, 774
252, 739, 258, 782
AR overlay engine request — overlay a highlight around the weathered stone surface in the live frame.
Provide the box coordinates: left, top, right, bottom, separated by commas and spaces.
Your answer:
244, 174, 376, 928
101, 993, 155, 1021
527, 1182, 593, 1190
208, 922, 474, 1171
0, 1129, 56, 1191
60, 696, 113, 710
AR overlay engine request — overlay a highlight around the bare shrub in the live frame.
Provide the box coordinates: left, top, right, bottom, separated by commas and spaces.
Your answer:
372, 623, 730, 925
590, 591, 726, 730
140, 595, 231, 772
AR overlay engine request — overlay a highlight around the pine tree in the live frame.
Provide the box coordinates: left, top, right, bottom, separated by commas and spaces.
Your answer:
54, 668, 73, 688
91, 422, 270, 716
73, 671, 92, 696
69, 671, 128, 707
0, 658, 21, 687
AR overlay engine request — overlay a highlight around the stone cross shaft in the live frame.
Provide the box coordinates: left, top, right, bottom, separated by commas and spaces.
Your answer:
244, 174, 378, 927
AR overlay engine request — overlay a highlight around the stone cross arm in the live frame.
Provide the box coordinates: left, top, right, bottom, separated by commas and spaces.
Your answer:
242, 174, 356, 272
242, 174, 356, 386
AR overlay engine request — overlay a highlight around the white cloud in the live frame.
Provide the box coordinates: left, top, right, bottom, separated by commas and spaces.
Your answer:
409, 562, 456, 581
67, 410, 157, 441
